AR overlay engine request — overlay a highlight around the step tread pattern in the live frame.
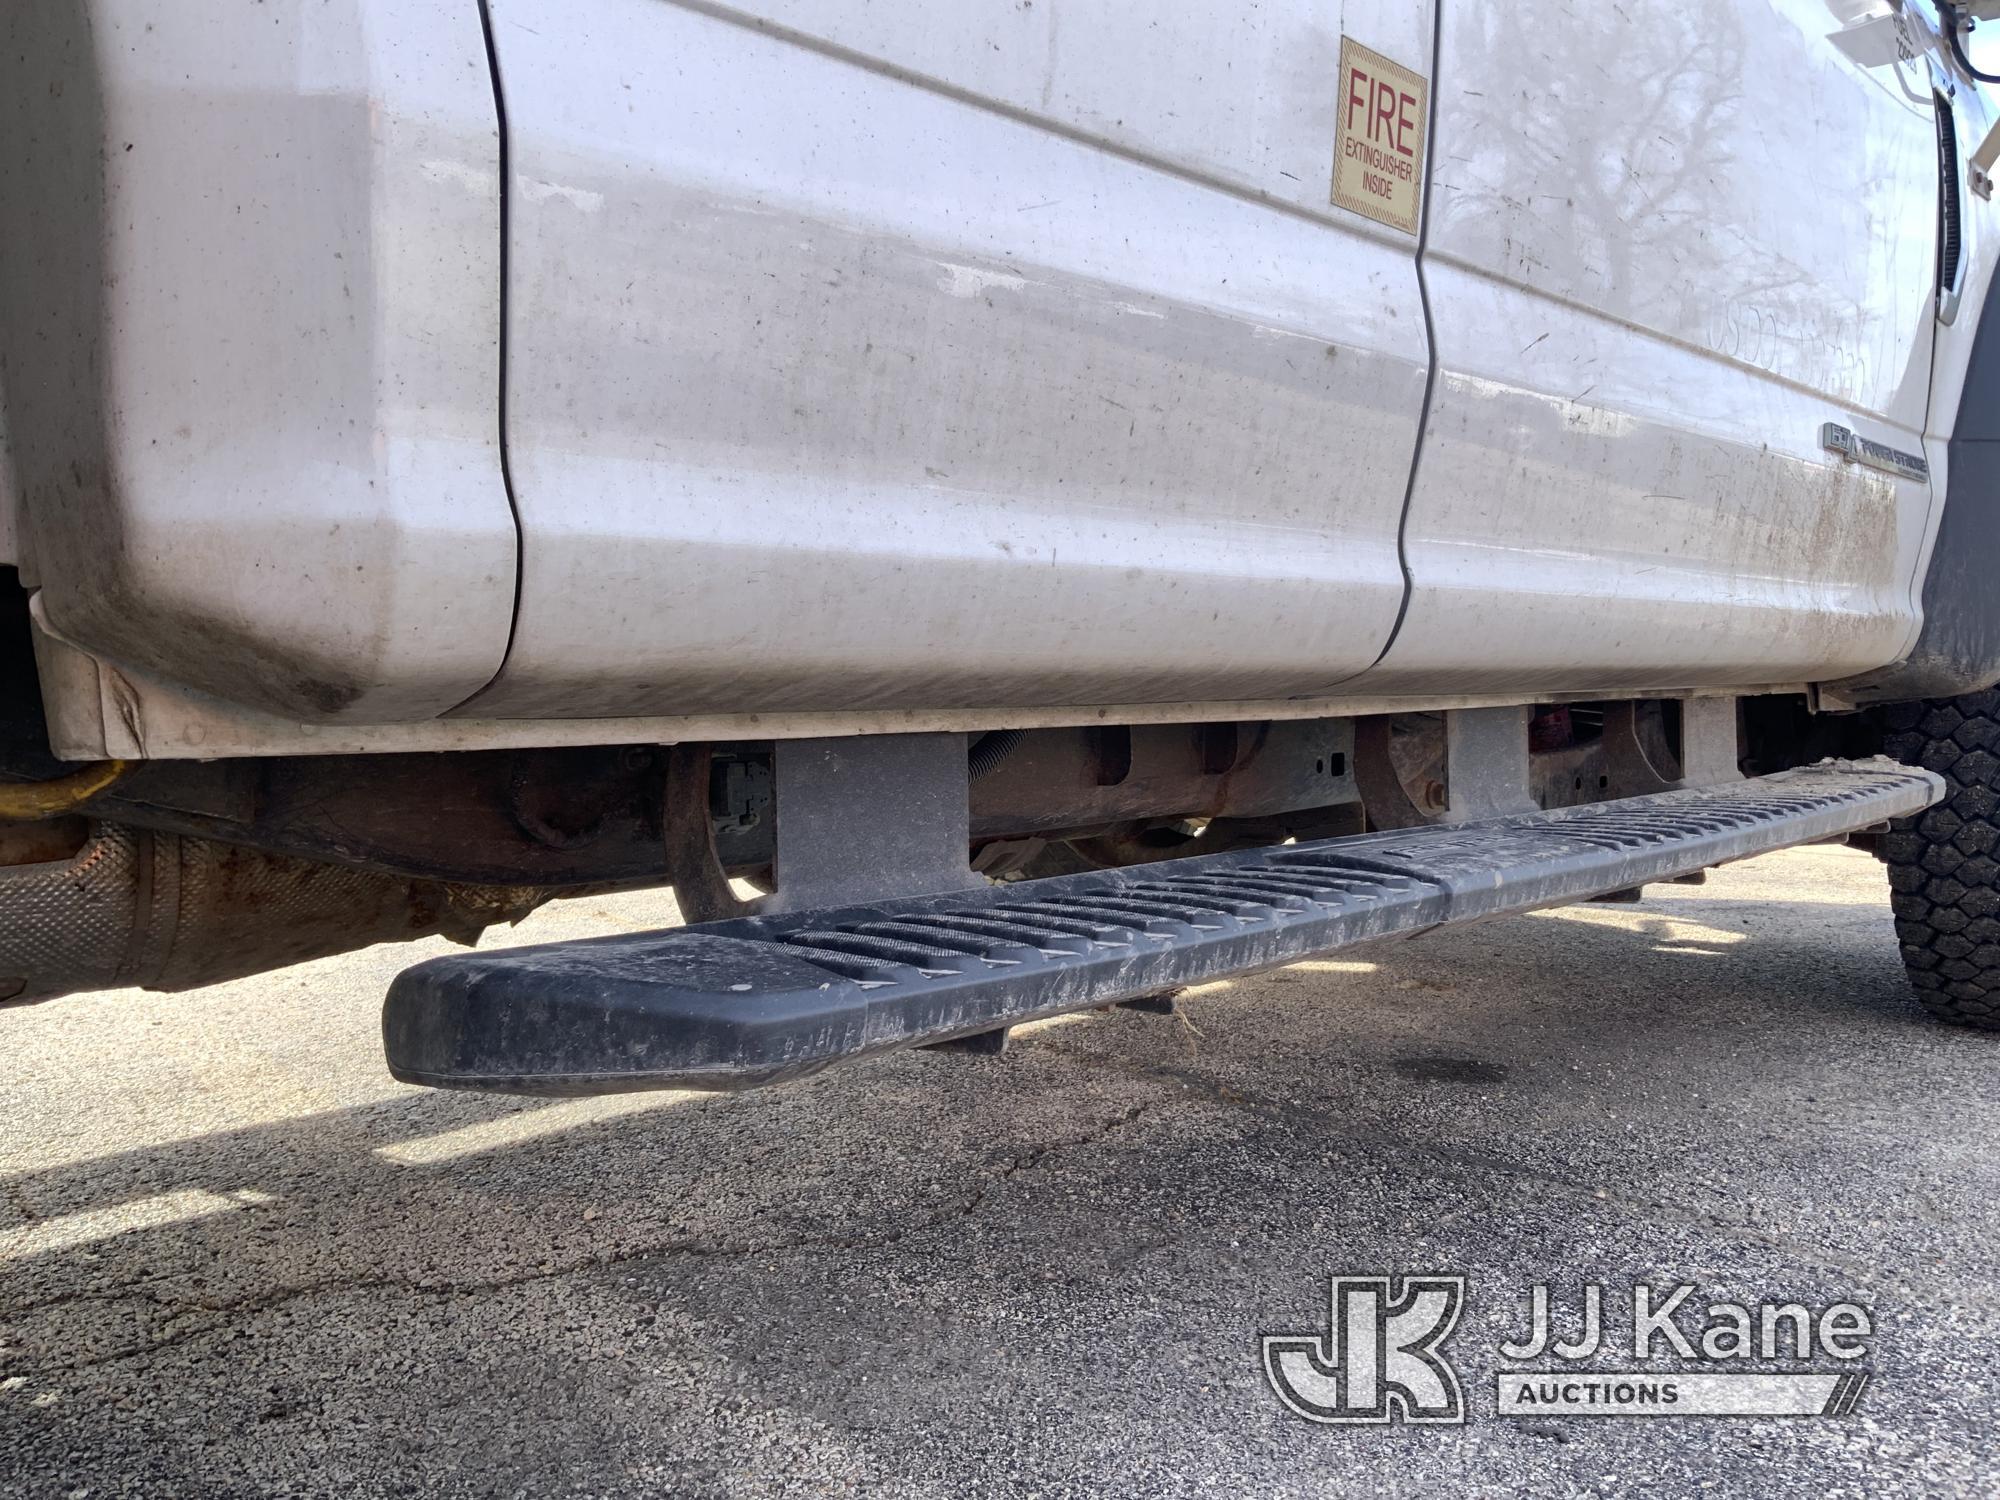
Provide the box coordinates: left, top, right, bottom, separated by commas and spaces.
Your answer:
384, 759, 1940, 1095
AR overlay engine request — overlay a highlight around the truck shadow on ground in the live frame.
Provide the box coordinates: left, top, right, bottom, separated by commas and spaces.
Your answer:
4, 879, 1998, 1494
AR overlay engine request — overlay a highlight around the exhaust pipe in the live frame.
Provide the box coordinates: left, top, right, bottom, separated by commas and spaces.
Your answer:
0, 821, 545, 1004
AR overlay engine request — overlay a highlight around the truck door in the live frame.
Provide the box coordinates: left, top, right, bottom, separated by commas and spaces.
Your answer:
1357, 0, 1941, 695
461, 0, 1434, 720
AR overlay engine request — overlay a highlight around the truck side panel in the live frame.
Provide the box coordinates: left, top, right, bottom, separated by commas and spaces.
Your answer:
456, 0, 1432, 719
1362, 0, 1940, 694
0, 0, 518, 722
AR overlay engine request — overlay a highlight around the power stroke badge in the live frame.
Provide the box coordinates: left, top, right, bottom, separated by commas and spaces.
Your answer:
1263, 1277, 1874, 1424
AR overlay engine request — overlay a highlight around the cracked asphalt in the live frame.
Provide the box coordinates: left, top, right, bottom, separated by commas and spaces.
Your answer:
3, 843, 1999, 1498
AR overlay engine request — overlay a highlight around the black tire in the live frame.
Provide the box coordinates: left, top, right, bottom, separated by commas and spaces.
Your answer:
1882, 689, 2000, 1029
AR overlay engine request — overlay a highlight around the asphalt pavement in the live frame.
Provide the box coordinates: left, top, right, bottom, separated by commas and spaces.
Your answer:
2, 843, 1997, 1498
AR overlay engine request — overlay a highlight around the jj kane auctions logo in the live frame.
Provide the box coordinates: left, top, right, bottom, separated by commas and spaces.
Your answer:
1263, 1277, 1874, 1424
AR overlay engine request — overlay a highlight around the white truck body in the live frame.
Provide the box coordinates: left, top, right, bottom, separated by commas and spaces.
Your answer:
0, 0, 1984, 757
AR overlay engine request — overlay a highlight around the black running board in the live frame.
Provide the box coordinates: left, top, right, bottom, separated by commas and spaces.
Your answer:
384, 760, 1938, 1096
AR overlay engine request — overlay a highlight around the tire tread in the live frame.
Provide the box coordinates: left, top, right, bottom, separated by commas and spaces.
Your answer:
1888, 693, 2000, 1028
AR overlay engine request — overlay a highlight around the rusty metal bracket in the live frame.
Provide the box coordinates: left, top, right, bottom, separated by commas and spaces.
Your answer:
1602, 699, 1743, 796
1353, 716, 1433, 831
1601, 701, 1681, 795
663, 744, 765, 925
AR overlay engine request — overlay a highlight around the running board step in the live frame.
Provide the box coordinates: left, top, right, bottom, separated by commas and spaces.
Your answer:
383, 759, 1939, 1096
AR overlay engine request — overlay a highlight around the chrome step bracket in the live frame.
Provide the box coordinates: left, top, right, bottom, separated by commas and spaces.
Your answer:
383, 759, 1939, 1097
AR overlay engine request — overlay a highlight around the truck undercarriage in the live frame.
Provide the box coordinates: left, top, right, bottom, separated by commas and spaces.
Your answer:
0, 562, 1944, 1088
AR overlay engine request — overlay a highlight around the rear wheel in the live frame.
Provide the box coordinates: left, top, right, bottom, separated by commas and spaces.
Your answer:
1882, 690, 2000, 1030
